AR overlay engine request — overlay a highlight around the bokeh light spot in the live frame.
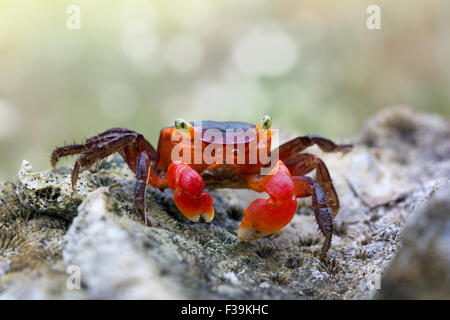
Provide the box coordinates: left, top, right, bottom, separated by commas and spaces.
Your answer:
163, 33, 204, 74
121, 20, 160, 64
232, 23, 299, 77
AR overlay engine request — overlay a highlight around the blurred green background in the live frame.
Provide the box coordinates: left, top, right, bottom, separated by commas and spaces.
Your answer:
0, 0, 449, 180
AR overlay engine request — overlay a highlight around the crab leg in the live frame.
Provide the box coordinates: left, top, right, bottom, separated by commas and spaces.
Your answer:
284, 153, 342, 260
51, 128, 134, 168
51, 128, 157, 169
70, 133, 138, 188
166, 161, 215, 223
135, 152, 151, 226
51, 129, 162, 225
284, 153, 339, 217
292, 175, 334, 260
84, 128, 135, 144
277, 135, 352, 161
238, 161, 298, 241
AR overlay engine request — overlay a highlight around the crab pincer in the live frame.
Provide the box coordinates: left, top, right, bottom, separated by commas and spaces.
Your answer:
167, 160, 215, 223
238, 161, 297, 241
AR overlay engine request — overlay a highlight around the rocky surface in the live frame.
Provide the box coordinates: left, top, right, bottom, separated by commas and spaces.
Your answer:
377, 183, 450, 299
0, 105, 449, 299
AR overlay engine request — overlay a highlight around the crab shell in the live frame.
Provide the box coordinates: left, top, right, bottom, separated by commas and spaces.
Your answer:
154, 120, 274, 178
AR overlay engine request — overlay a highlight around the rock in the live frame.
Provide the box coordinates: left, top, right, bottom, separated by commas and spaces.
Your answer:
345, 152, 411, 208
0, 259, 10, 276
0, 105, 449, 299
63, 188, 183, 299
377, 184, 450, 299
14, 160, 90, 221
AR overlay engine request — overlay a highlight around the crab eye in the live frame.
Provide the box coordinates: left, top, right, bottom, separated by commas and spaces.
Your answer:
261, 115, 272, 129
175, 118, 190, 131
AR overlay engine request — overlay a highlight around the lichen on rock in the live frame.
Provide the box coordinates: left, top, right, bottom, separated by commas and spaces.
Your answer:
0, 106, 449, 299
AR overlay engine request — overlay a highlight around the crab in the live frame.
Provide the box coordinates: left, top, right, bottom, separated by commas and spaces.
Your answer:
51, 115, 352, 260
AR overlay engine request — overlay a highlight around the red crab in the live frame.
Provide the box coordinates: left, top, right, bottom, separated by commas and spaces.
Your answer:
51, 115, 352, 260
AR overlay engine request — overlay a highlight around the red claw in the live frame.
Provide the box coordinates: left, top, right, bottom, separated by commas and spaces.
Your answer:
238, 161, 297, 241
174, 189, 214, 222
167, 161, 214, 222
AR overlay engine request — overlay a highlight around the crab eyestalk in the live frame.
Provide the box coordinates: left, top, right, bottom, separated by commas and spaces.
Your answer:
261, 115, 272, 129
175, 118, 190, 130
256, 115, 272, 130
255, 115, 272, 146
174, 118, 194, 140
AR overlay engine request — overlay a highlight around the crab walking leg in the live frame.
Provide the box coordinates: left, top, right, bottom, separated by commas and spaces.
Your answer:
84, 128, 135, 144
51, 128, 136, 168
70, 134, 138, 189
51, 143, 89, 168
292, 176, 334, 260
166, 161, 215, 223
284, 153, 340, 217
134, 152, 152, 226
52, 128, 165, 226
51, 129, 157, 171
277, 135, 353, 161
238, 161, 298, 241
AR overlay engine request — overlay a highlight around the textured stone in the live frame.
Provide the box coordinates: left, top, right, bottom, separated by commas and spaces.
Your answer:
377, 184, 450, 299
